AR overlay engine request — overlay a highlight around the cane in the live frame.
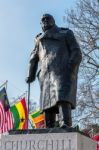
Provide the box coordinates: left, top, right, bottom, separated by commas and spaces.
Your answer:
27, 83, 30, 130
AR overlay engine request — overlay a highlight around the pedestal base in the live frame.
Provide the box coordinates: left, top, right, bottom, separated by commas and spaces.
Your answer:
0, 131, 96, 150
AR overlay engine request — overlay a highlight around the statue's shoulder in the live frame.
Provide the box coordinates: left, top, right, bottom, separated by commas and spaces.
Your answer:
60, 27, 74, 34
59, 28, 74, 38
34, 33, 42, 43
59, 27, 69, 33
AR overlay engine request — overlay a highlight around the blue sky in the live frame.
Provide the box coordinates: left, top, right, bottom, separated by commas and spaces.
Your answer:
0, 0, 75, 105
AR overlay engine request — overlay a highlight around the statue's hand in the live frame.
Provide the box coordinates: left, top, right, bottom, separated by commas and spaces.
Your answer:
25, 77, 33, 83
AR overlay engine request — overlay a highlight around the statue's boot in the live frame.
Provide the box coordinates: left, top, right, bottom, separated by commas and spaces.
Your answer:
58, 102, 72, 129
44, 110, 56, 128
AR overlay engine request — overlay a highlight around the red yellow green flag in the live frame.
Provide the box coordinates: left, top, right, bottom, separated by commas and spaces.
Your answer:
10, 97, 28, 130
30, 109, 45, 129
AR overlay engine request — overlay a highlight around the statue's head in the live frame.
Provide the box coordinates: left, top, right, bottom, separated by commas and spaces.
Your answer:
40, 14, 55, 32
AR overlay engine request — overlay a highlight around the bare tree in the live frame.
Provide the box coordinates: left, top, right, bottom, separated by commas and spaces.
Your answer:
64, 0, 99, 129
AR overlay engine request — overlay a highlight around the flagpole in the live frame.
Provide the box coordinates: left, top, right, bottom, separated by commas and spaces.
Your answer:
27, 83, 30, 130
29, 117, 34, 129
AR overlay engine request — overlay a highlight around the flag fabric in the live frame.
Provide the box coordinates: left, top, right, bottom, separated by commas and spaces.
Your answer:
0, 100, 14, 134
30, 109, 45, 128
92, 134, 99, 150
0, 87, 10, 111
10, 97, 28, 130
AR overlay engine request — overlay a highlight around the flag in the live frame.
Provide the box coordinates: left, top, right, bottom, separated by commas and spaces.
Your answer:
92, 134, 99, 150
10, 97, 28, 130
0, 87, 13, 133
0, 100, 14, 133
0, 87, 10, 111
30, 109, 45, 128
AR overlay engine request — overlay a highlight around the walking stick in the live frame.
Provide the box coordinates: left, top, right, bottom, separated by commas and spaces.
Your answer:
27, 83, 30, 130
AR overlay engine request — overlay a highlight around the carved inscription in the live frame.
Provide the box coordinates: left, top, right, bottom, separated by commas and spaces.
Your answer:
0, 139, 76, 150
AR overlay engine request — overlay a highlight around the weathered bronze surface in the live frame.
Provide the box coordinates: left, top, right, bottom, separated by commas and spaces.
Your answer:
26, 14, 82, 128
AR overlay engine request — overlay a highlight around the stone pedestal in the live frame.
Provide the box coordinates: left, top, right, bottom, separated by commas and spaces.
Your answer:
0, 132, 96, 150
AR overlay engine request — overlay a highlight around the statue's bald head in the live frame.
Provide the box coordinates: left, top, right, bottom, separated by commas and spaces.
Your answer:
40, 14, 55, 32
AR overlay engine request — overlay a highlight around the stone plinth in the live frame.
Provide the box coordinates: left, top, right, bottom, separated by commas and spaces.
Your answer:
0, 132, 96, 150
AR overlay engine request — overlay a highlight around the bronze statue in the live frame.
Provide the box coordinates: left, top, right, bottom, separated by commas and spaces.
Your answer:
26, 14, 82, 128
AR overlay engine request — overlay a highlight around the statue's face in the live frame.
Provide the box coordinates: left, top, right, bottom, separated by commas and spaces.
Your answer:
40, 14, 55, 32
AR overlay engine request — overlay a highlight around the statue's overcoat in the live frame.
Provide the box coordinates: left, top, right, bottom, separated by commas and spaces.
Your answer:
28, 26, 82, 111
